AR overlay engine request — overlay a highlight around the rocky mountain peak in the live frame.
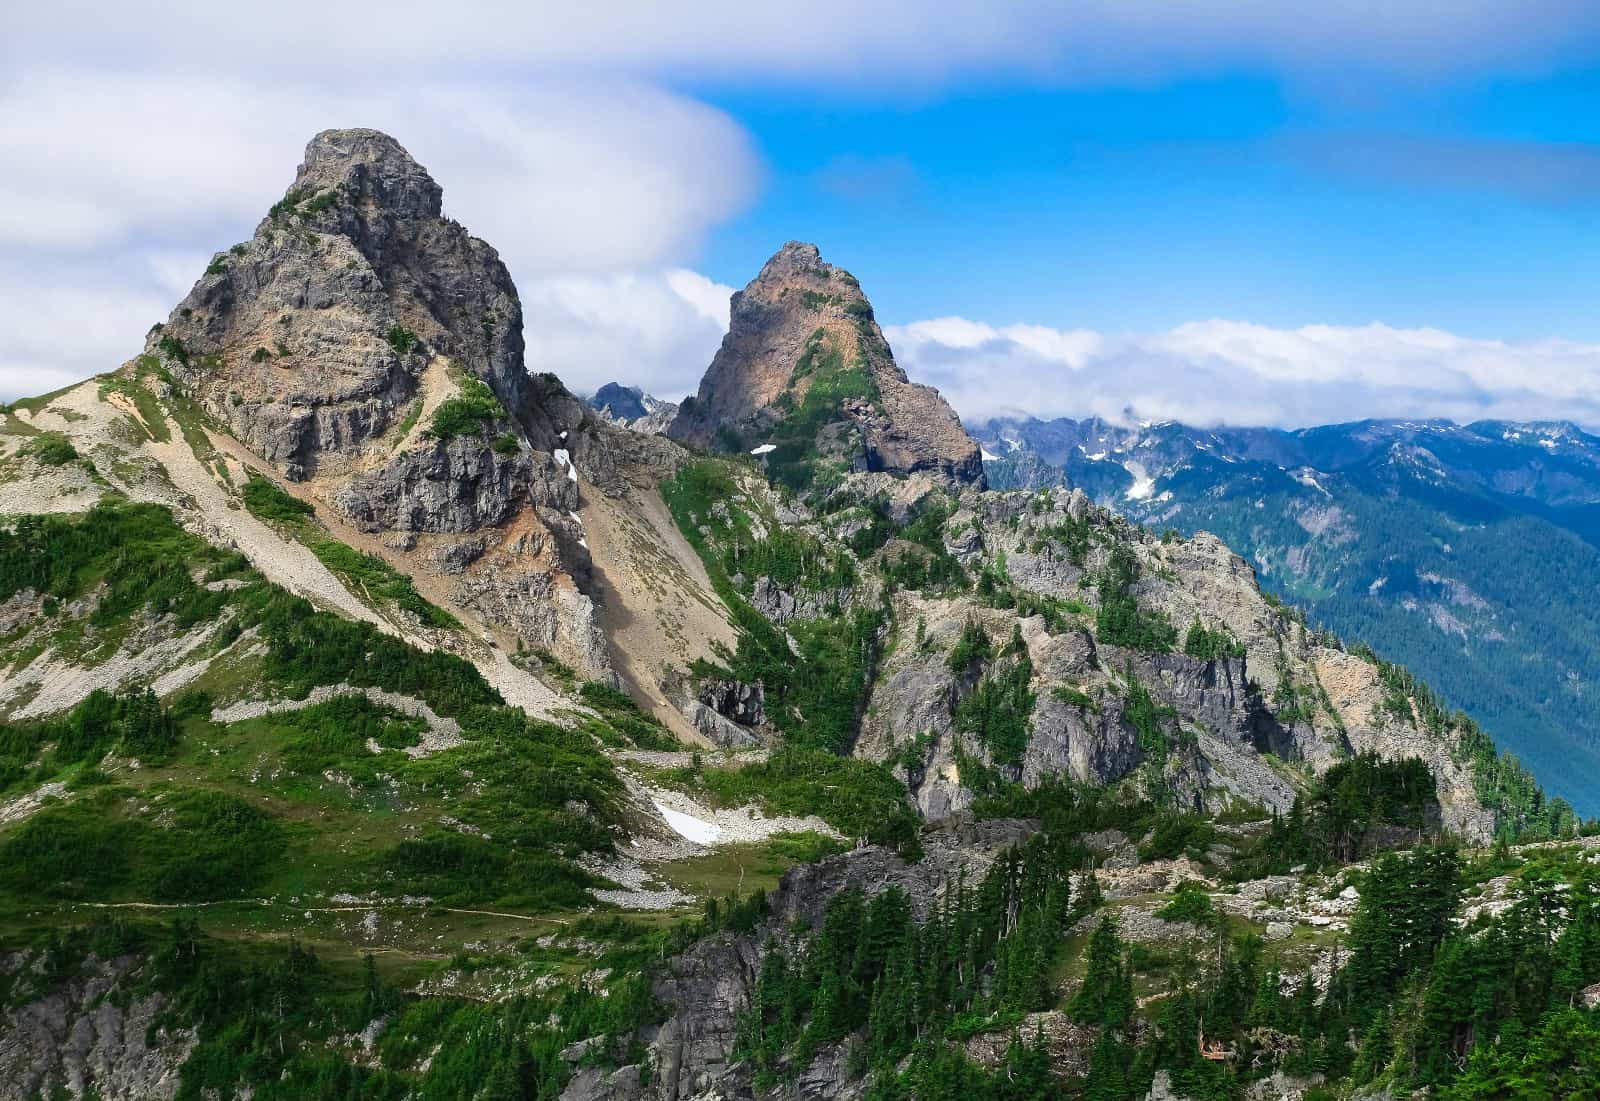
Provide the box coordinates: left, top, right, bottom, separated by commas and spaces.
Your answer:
667, 241, 984, 490
586, 382, 678, 435
143, 128, 588, 481
757, 239, 828, 280
590, 382, 652, 422
289, 127, 444, 222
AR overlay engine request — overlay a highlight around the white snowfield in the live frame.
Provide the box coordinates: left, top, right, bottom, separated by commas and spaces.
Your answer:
749, 444, 777, 455
652, 800, 722, 844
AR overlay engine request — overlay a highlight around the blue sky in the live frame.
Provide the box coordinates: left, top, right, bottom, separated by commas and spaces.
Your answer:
5, 1, 1600, 426
693, 69, 1600, 341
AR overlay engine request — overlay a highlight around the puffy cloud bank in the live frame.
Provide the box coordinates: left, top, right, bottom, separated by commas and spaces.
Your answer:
0, 69, 755, 402
887, 317, 1600, 430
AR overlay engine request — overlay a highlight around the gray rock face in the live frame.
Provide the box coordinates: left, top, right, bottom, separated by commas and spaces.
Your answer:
963, 1011, 1100, 1079
126, 127, 629, 684
846, 483, 1500, 824
452, 526, 613, 683
699, 679, 765, 728
667, 242, 984, 488
0, 954, 195, 1101
748, 575, 857, 626
336, 442, 577, 533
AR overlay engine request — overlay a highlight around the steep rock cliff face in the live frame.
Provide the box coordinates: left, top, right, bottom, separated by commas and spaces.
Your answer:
844, 484, 1492, 840
666, 243, 984, 488
0, 954, 194, 1101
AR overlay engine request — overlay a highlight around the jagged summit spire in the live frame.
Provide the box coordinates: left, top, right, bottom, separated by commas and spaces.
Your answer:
285, 128, 443, 222
667, 241, 984, 489
143, 128, 590, 482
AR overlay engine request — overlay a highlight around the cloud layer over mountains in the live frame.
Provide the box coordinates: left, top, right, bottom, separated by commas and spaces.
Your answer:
886, 318, 1600, 431
4, 1, 1597, 426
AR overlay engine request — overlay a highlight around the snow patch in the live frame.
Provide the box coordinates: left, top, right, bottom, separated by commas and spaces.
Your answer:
1292, 469, 1332, 497
980, 447, 1001, 461
1123, 462, 1156, 501
652, 800, 722, 844
749, 443, 777, 455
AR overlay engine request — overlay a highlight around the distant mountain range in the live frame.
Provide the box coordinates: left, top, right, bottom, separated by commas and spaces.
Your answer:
972, 415, 1600, 813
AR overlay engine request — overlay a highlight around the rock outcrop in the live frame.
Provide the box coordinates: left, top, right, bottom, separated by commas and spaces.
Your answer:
0, 954, 195, 1101
849, 484, 1488, 839
566, 817, 1035, 1101
667, 242, 984, 488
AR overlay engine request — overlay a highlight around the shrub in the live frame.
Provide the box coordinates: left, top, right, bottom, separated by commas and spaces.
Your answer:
1095, 545, 1176, 653
946, 621, 992, 673
386, 325, 419, 356
427, 378, 504, 440
25, 433, 79, 466
689, 747, 920, 856
0, 787, 285, 903
1184, 618, 1245, 660
157, 335, 190, 367
241, 474, 313, 522
1155, 880, 1216, 926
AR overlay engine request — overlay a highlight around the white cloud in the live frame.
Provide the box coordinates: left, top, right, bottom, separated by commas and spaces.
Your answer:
521, 271, 734, 402
886, 317, 1600, 430
664, 270, 735, 330
0, 65, 756, 401
4, 0, 1595, 409
0, 256, 171, 401
10, 2, 1596, 87
0, 70, 756, 271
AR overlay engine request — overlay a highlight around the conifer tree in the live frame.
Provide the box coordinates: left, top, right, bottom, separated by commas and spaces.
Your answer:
1069, 915, 1133, 1027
